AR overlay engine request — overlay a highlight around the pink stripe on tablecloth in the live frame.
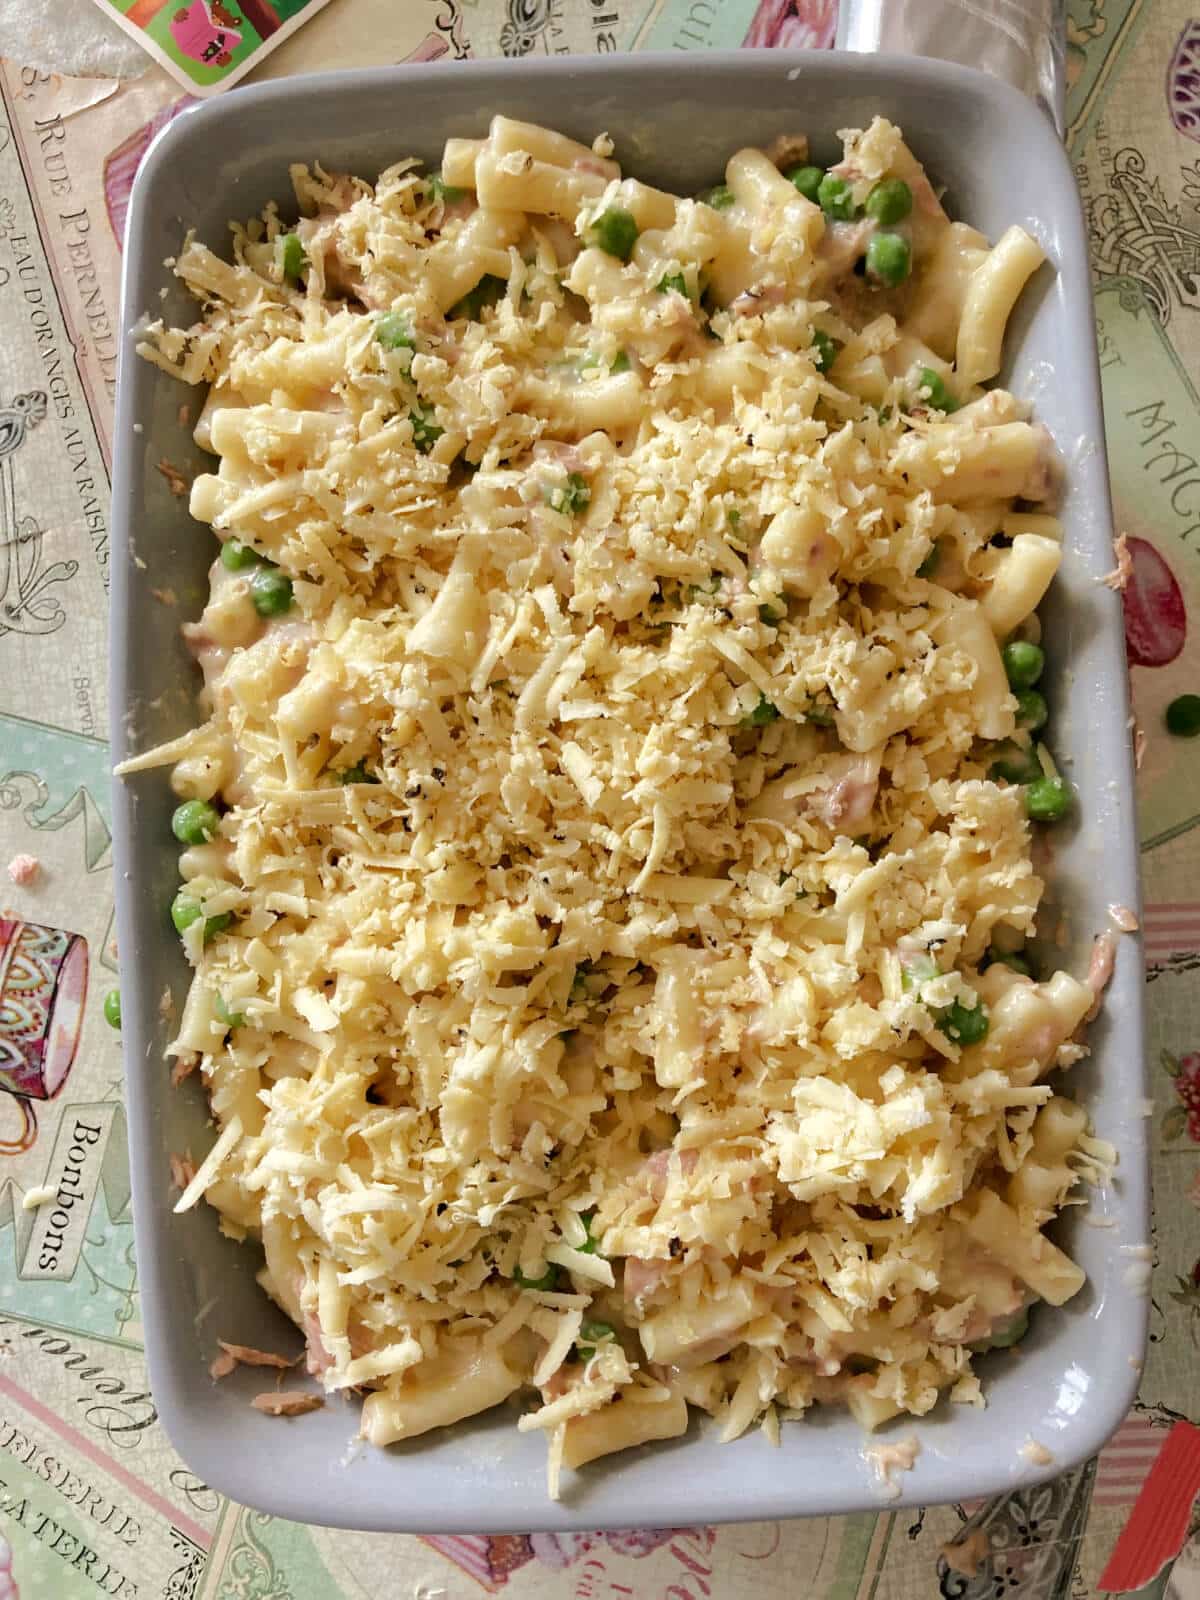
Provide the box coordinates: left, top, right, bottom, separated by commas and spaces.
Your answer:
0, 1372, 211, 1550
1092, 1418, 1167, 1505
1142, 904, 1200, 957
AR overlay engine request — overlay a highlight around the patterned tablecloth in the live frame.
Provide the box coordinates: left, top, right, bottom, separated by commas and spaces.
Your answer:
0, 1, 1197, 1595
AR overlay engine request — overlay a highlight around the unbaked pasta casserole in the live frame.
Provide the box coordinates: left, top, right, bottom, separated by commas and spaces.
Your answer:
123, 114, 1114, 1495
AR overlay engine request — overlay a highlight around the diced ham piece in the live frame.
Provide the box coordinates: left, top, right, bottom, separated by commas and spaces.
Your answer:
573, 154, 619, 181
251, 1391, 324, 1416
533, 441, 585, 472
169, 1154, 196, 1191
809, 754, 880, 834
302, 1308, 334, 1377
156, 458, 189, 497
297, 215, 371, 304
210, 1341, 296, 1380
623, 1256, 669, 1305
641, 1145, 698, 1203
540, 1366, 572, 1401
442, 188, 479, 225
171, 1052, 198, 1087
747, 751, 879, 836
348, 1316, 378, 1361
1084, 931, 1117, 1021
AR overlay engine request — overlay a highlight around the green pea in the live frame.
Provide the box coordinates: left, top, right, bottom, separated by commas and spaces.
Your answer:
1014, 688, 1048, 732
171, 892, 201, 935
275, 232, 306, 284
171, 891, 230, 944
971, 1305, 1029, 1352
916, 543, 941, 579
866, 231, 911, 286
1002, 639, 1045, 689
172, 799, 221, 846
576, 1318, 615, 1359
249, 566, 293, 618
901, 953, 940, 994
215, 993, 244, 1029
699, 183, 734, 211
940, 998, 989, 1046
741, 693, 780, 729
221, 539, 263, 572
102, 988, 121, 1029
989, 949, 1032, 977
570, 961, 593, 1004
586, 206, 639, 262
513, 1263, 562, 1292
449, 274, 506, 320
811, 328, 841, 374
865, 177, 913, 224
1025, 776, 1072, 823
989, 743, 1042, 785
610, 349, 631, 374
338, 762, 379, 785
917, 367, 959, 414
1165, 694, 1200, 738
545, 472, 590, 516
758, 601, 786, 625
577, 1209, 600, 1256
785, 164, 825, 204
375, 310, 415, 350
427, 172, 466, 204
409, 403, 443, 453
817, 173, 857, 220
657, 271, 688, 297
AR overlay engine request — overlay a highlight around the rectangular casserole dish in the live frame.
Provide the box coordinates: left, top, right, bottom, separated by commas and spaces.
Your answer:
110, 50, 1148, 1532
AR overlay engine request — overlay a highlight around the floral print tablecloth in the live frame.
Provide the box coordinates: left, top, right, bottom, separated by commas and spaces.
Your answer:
0, 2, 1198, 1595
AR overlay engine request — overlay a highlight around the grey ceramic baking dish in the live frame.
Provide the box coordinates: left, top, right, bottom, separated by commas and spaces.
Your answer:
110, 51, 1148, 1533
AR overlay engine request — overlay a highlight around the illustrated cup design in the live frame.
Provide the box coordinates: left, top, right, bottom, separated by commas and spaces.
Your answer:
0, 918, 88, 1154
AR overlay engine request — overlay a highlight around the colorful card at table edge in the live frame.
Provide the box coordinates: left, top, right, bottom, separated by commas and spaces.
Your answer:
89, 0, 335, 97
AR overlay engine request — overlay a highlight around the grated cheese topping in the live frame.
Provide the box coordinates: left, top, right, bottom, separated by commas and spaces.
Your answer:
125, 115, 1104, 1492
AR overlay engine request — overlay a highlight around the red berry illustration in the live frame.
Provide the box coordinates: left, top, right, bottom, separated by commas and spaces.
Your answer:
1175, 1052, 1200, 1141
1123, 536, 1187, 668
